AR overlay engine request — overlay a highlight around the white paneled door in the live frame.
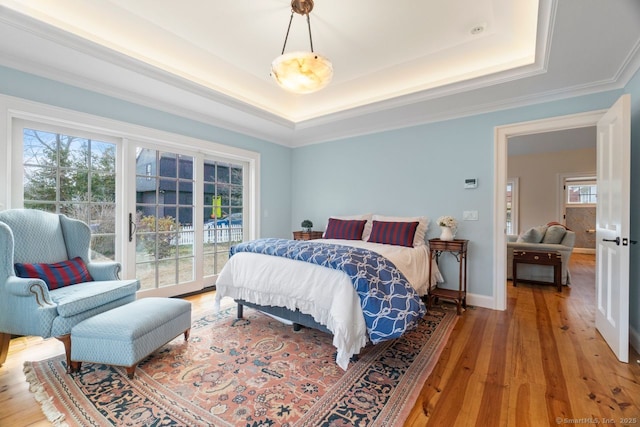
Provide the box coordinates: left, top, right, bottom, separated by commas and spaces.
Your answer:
595, 94, 631, 363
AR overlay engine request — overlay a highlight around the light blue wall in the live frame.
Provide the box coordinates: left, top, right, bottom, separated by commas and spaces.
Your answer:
2, 63, 638, 320
0, 65, 292, 239
291, 89, 633, 299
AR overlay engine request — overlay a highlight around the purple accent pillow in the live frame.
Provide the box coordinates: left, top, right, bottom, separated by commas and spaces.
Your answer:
367, 220, 419, 247
324, 218, 367, 240
14, 257, 94, 290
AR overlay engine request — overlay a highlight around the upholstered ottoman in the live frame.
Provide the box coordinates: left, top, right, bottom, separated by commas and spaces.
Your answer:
70, 297, 191, 378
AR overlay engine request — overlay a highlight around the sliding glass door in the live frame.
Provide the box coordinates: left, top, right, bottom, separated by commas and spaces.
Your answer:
134, 148, 196, 292
128, 144, 249, 296
10, 107, 257, 299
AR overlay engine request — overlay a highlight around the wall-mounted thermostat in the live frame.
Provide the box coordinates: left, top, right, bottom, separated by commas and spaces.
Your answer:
464, 178, 478, 189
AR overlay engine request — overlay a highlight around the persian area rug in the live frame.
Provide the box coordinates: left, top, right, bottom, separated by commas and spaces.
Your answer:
24, 301, 457, 427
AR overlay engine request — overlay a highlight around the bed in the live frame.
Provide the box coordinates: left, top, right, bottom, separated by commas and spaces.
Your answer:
213, 214, 441, 370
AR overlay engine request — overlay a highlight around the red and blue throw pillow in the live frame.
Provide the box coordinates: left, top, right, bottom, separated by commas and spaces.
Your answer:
324, 218, 367, 240
14, 257, 93, 290
367, 220, 419, 247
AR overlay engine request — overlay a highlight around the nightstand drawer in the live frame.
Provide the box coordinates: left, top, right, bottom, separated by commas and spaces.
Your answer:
428, 239, 468, 252
293, 231, 323, 240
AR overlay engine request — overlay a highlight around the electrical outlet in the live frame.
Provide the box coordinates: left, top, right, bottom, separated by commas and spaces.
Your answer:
463, 210, 478, 221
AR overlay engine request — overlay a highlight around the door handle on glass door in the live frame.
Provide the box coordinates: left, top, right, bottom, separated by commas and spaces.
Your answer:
128, 213, 137, 242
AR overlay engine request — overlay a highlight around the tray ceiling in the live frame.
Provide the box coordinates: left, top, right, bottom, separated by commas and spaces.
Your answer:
1, 0, 639, 146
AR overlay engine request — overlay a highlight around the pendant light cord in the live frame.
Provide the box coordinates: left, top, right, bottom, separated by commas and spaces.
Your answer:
306, 14, 314, 52
280, 11, 315, 55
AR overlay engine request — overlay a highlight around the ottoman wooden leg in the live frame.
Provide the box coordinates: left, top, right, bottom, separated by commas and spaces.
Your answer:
184, 328, 191, 340
126, 365, 137, 379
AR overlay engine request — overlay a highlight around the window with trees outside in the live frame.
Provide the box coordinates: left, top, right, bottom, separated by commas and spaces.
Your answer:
22, 127, 117, 261
9, 106, 258, 298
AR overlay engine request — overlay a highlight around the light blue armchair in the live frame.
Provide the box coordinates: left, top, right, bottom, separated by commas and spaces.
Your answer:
0, 209, 140, 370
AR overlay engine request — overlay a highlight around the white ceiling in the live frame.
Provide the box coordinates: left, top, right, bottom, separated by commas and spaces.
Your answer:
1, 0, 639, 147
508, 126, 596, 157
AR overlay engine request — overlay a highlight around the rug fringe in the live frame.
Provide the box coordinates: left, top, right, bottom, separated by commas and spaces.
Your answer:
23, 362, 69, 427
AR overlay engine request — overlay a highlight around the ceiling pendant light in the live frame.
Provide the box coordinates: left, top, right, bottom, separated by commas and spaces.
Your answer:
271, 0, 333, 94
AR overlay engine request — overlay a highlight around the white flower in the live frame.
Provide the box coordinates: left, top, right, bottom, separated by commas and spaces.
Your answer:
437, 215, 458, 229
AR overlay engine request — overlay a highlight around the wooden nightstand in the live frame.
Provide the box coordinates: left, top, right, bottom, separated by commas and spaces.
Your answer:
292, 231, 323, 240
427, 238, 469, 315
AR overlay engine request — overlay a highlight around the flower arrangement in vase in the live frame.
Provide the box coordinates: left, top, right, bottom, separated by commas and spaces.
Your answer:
437, 215, 458, 241
301, 219, 313, 232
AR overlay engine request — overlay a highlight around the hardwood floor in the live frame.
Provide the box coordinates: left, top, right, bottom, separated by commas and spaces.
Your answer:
1, 255, 639, 426
406, 253, 640, 426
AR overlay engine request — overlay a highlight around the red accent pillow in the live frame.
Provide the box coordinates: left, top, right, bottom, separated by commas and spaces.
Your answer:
324, 218, 367, 240
367, 220, 419, 247
546, 221, 572, 231
14, 257, 94, 290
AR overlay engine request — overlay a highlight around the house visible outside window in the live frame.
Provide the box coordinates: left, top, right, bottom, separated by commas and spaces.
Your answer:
9, 101, 259, 298
567, 181, 597, 204
22, 127, 117, 260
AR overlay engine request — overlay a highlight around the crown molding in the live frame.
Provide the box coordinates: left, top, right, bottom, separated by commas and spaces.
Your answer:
2, 1, 639, 149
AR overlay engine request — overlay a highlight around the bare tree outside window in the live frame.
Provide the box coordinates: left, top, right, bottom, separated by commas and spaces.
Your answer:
22, 128, 117, 260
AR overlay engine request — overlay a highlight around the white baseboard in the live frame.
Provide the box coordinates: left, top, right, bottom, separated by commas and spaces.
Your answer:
467, 293, 496, 310
573, 248, 595, 254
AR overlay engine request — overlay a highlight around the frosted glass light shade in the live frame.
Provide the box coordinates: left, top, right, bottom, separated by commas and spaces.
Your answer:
271, 51, 333, 94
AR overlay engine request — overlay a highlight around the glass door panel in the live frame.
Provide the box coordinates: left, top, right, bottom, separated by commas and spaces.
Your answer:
203, 159, 244, 279
135, 149, 195, 291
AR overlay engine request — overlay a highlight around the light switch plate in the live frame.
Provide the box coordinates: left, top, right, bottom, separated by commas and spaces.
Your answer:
463, 210, 478, 220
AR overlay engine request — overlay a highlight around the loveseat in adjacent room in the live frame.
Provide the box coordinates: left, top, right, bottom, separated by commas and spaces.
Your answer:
506, 224, 576, 285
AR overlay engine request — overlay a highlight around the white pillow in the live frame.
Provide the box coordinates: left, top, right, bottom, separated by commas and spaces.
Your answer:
325, 213, 373, 240
371, 215, 428, 247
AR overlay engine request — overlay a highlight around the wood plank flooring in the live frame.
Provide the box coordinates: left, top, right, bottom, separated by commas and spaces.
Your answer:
1, 254, 639, 426
406, 253, 640, 426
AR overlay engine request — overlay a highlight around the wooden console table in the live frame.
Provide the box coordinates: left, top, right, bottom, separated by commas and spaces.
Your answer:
512, 250, 562, 291
427, 239, 469, 315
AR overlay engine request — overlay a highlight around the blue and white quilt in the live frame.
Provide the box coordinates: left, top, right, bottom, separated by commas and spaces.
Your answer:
230, 238, 427, 344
